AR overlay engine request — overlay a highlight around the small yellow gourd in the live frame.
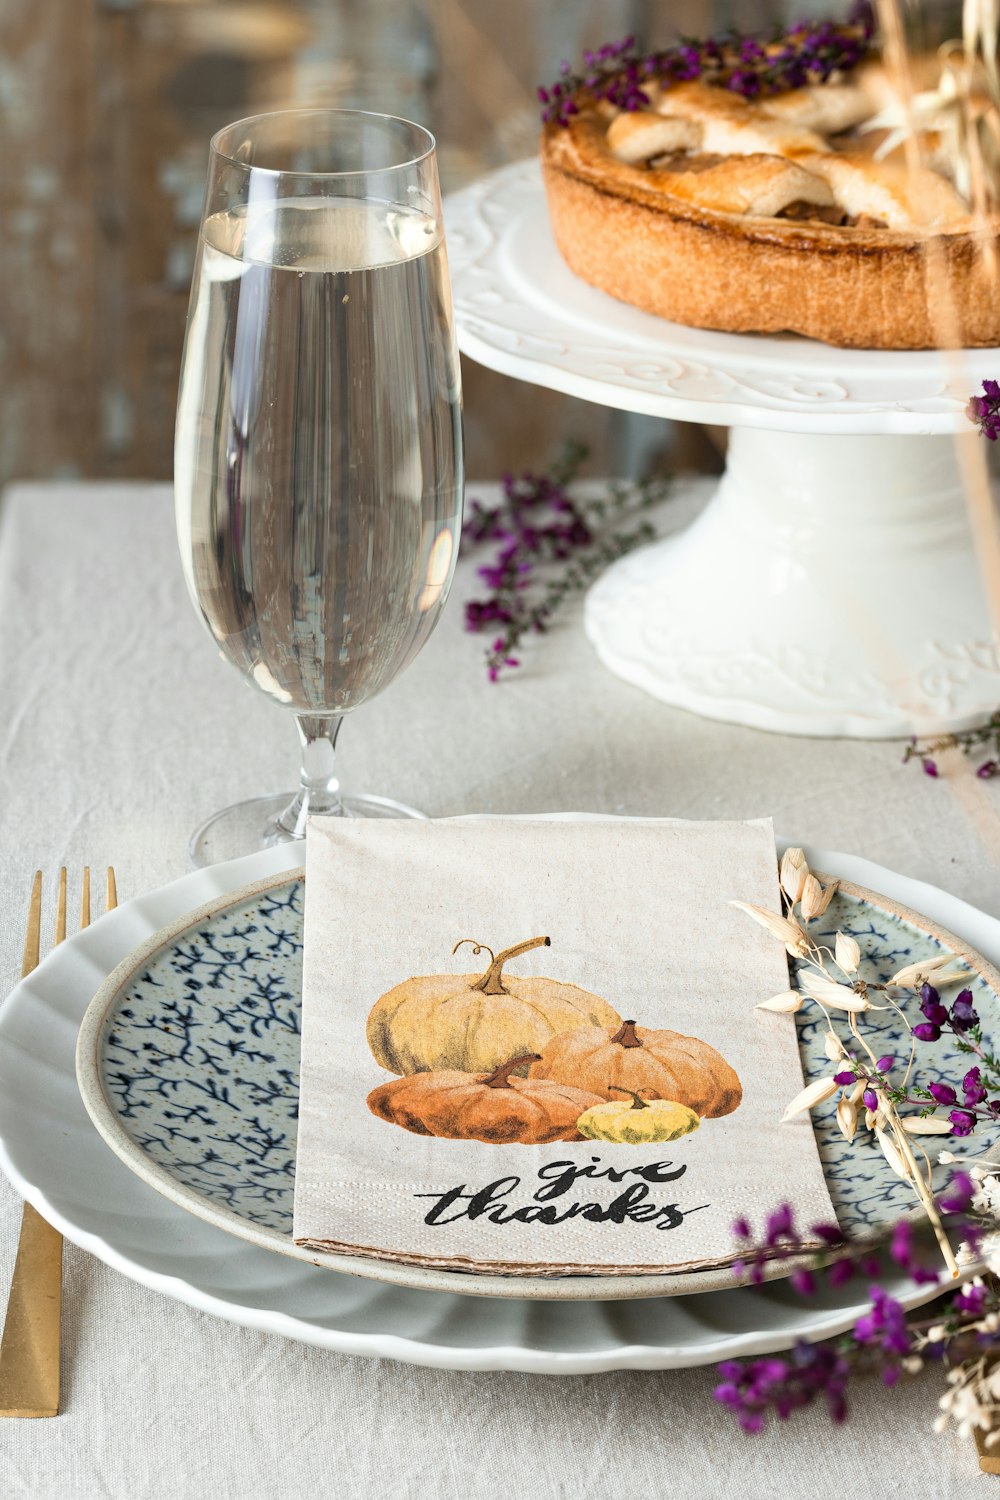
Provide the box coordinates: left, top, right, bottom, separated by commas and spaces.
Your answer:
576, 1086, 700, 1145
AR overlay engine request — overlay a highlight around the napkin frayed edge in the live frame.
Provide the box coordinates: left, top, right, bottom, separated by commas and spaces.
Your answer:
292, 1234, 831, 1278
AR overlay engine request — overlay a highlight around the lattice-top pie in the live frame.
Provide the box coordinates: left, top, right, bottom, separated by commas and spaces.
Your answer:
540, 29, 1000, 349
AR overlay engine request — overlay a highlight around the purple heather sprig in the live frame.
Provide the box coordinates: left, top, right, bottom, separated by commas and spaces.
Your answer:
716, 1343, 851, 1432
716, 1174, 997, 1436
463, 444, 667, 682
731, 859, 1000, 1444
538, 7, 874, 126
903, 711, 1000, 782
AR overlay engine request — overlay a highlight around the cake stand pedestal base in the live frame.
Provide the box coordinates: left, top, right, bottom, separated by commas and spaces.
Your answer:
585, 428, 1000, 739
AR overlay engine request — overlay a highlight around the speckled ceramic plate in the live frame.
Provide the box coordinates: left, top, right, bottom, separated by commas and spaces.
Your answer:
72, 844, 1000, 1300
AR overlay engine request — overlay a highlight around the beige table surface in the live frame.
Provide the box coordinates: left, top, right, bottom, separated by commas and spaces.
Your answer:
1, 480, 998, 1498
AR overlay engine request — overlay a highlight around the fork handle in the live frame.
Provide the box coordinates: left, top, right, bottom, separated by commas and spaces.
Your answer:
0, 1202, 62, 1417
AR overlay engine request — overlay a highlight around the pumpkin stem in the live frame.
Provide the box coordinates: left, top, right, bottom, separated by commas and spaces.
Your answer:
483, 1054, 541, 1089
608, 1085, 652, 1111
611, 1019, 643, 1049
470, 935, 551, 996
452, 938, 495, 965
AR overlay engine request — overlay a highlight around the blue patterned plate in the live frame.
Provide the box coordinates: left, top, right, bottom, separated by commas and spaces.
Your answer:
75, 867, 1000, 1296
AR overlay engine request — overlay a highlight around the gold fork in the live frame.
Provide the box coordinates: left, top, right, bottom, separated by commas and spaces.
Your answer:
0, 866, 118, 1418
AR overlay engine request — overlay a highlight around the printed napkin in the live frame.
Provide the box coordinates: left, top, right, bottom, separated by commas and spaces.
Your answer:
293, 816, 836, 1274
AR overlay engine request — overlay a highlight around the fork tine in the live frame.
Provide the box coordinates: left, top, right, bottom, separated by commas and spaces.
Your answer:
105, 867, 118, 913
79, 868, 90, 929
54, 869, 66, 948
20, 873, 41, 980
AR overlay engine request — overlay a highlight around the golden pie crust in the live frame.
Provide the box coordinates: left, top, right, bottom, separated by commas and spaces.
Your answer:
540, 96, 1000, 349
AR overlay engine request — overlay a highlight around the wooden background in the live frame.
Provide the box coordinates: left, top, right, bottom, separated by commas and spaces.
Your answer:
0, 1, 891, 486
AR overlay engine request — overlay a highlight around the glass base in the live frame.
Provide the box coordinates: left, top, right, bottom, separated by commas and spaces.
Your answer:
188, 791, 427, 868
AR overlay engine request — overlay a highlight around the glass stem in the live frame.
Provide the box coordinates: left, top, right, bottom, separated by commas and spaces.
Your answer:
275, 714, 345, 837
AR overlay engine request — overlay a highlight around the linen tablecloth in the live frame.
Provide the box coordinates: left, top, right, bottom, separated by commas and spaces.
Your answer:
1, 480, 998, 1499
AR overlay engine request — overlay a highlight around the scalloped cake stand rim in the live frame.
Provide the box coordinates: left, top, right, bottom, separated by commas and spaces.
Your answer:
444, 160, 1000, 435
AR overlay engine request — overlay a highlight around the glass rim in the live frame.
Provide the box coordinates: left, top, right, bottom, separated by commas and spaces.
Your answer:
208, 107, 437, 181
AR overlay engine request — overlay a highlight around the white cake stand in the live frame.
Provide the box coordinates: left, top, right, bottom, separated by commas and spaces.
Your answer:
444, 160, 1000, 739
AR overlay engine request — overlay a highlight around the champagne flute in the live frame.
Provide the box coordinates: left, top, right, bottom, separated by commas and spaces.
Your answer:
175, 110, 463, 866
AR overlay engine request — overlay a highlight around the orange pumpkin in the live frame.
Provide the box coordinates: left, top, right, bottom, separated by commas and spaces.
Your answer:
529, 1019, 742, 1118
366, 1053, 605, 1144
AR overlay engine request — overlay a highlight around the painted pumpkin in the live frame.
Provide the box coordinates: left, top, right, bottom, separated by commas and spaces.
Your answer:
577, 1087, 700, 1145
529, 1018, 742, 1118
366, 935, 622, 1077
366, 1054, 606, 1144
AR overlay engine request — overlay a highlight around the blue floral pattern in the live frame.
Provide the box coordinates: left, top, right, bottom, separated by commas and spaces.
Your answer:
97, 877, 1000, 1240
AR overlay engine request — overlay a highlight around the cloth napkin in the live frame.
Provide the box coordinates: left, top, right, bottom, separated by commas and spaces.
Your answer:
292, 816, 836, 1275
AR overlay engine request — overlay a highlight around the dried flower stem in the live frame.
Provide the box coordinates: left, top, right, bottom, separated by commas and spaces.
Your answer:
463, 444, 668, 682
739, 847, 980, 1277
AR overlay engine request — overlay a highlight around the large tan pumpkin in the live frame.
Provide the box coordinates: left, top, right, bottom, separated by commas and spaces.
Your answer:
366, 1054, 605, 1144
366, 935, 622, 1077
529, 1019, 742, 1118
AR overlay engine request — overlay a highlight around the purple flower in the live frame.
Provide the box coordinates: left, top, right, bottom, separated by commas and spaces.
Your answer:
951, 991, 980, 1033
940, 1170, 976, 1213
914, 986, 948, 1041
889, 1220, 940, 1285
465, 599, 513, 632
922, 757, 939, 777
715, 1342, 850, 1432
963, 1065, 987, 1105
732, 1217, 751, 1240
487, 639, 521, 683
967, 380, 1000, 440
954, 1281, 987, 1317
827, 1258, 855, 1288
889, 1219, 914, 1267
978, 760, 999, 779
928, 1081, 957, 1106
833, 1070, 856, 1086
949, 1109, 976, 1136
764, 1204, 795, 1244
810, 1222, 845, 1248
854, 1286, 911, 1358
862, 1088, 879, 1112
920, 985, 948, 1025
876, 1056, 894, 1073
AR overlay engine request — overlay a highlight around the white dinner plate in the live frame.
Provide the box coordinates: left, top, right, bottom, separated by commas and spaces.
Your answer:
0, 826, 990, 1370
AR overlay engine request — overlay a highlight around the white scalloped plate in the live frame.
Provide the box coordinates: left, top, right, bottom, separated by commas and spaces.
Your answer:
0, 829, 992, 1370
444, 161, 999, 434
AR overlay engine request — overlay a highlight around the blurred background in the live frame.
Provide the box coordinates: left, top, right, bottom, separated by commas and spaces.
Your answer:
0, 0, 964, 488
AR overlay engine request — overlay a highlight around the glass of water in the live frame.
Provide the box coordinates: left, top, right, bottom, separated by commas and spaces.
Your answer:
175, 110, 463, 866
